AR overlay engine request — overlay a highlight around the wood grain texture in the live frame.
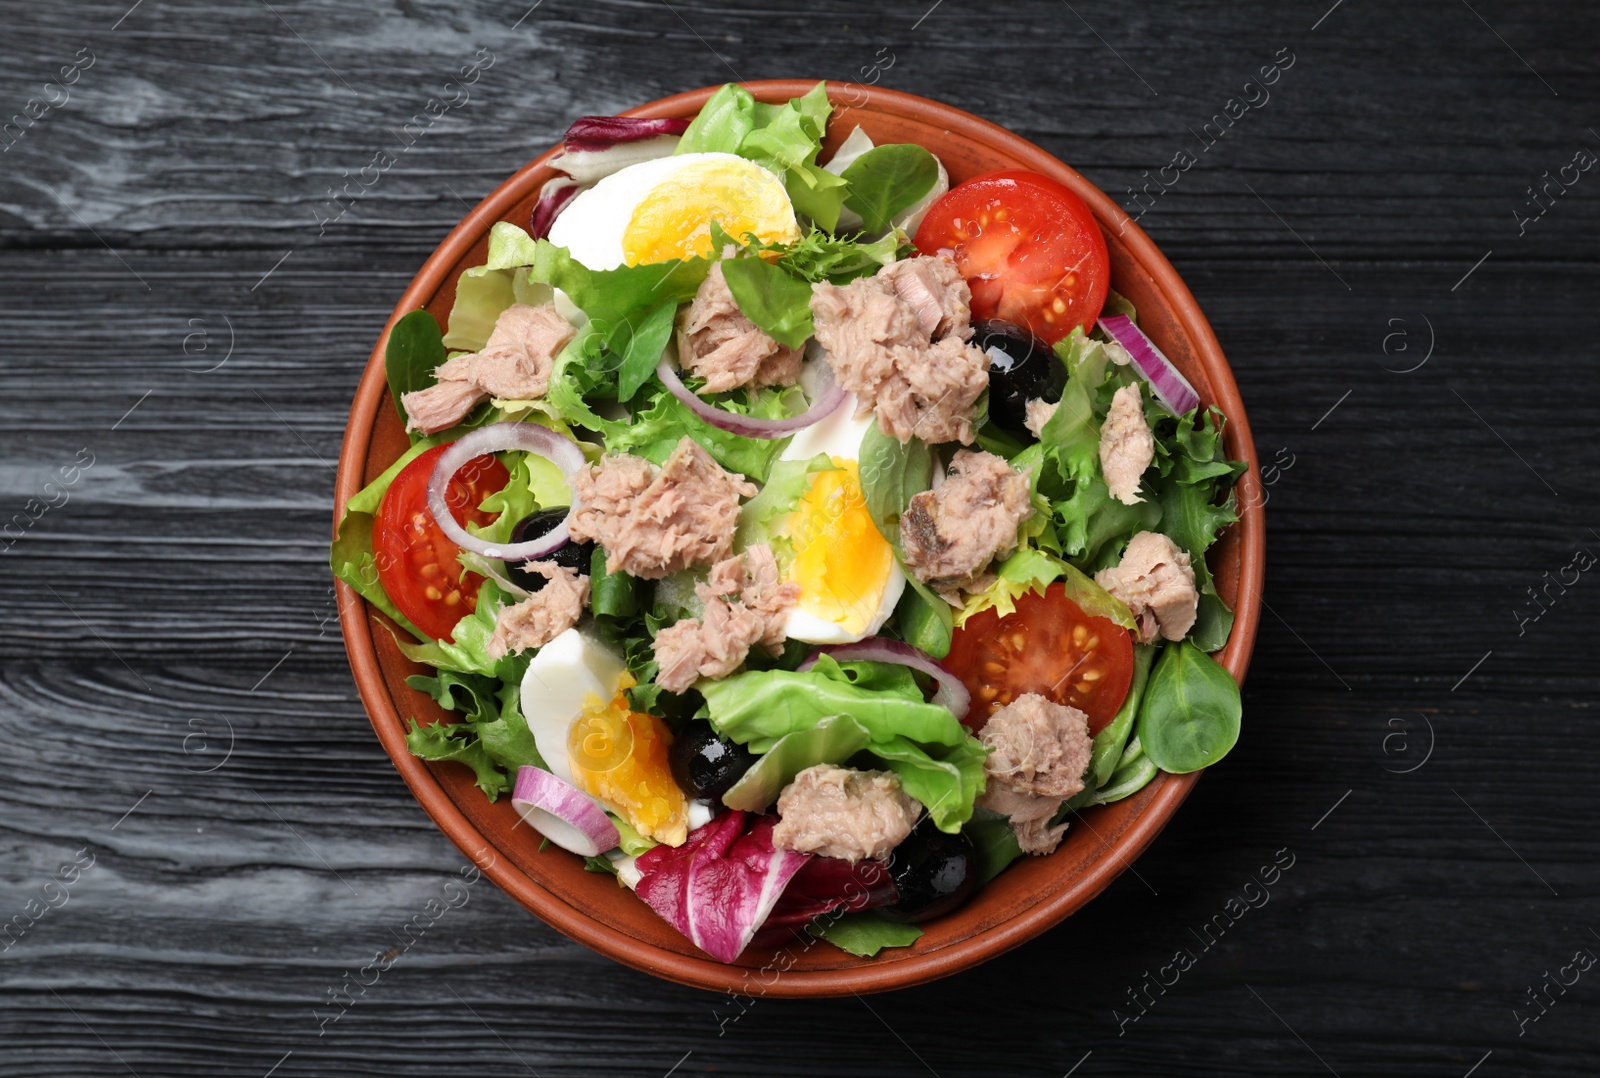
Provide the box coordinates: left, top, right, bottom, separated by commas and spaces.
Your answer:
1, 0, 1597, 1074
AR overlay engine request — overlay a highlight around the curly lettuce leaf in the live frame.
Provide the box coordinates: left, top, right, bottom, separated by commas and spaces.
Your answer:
952, 547, 1135, 632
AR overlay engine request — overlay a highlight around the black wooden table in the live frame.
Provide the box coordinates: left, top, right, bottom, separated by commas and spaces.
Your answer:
3, 1, 1596, 1075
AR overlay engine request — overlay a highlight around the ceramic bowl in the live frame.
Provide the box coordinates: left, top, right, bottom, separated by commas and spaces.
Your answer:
334, 80, 1265, 996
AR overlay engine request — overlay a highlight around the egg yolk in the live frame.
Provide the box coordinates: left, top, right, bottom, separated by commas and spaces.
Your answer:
568, 681, 687, 847
622, 157, 800, 266
787, 459, 895, 634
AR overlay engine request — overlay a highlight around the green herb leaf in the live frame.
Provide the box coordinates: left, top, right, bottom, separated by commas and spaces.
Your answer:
721, 714, 873, 812
841, 144, 939, 232
719, 255, 816, 349
1136, 640, 1241, 774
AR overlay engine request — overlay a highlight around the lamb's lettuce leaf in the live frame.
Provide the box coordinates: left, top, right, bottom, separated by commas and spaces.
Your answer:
808, 912, 923, 957
719, 253, 815, 349
385, 310, 447, 432
840, 144, 939, 233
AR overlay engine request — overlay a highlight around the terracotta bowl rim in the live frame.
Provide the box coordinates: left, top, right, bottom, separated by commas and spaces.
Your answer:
333, 79, 1265, 997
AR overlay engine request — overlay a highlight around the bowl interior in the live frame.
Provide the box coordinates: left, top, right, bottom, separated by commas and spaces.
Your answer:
335, 80, 1264, 996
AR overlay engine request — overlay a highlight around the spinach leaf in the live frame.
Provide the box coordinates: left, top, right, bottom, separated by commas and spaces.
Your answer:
858, 417, 933, 551
1088, 643, 1156, 788
1136, 640, 1241, 774
841, 144, 939, 232
589, 545, 639, 618
1090, 749, 1158, 806
965, 808, 1025, 884
384, 310, 446, 429
719, 255, 816, 349
894, 581, 953, 660
808, 912, 922, 957
857, 418, 953, 657
615, 298, 678, 403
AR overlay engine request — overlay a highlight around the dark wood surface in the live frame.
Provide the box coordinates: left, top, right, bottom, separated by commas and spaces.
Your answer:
3, 1, 1597, 1074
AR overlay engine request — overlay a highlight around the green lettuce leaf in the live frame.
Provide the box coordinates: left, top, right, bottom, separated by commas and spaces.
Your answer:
441, 266, 514, 353
1136, 640, 1241, 773
702, 655, 965, 752
808, 912, 922, 957
869, 733, 988, 832
397, 579, 517, 679
721, 714, 873, 812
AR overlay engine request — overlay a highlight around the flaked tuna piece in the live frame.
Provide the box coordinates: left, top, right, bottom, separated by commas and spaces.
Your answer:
1094, 530, 1198, 644
401, 378, 489, 436
901, 449, 1033, 591
878, 254, 972, 341
772, 764, 919, 863
975, 694, 1093, 856
652, 544, 799, 692
400, 303, 575, 434
677, 262, 803, 394
1024, 398, 1058, 439
485, 562, 590, 659
1098, 382, 1154, 505
568, 436, 756, 580
810, 256, 989, 445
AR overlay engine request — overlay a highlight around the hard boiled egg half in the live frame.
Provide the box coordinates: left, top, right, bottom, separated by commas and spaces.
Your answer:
547, 152, 800, 271
770, 379, 907, 645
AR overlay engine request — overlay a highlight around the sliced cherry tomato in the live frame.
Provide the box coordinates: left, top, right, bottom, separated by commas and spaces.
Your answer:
942, 582, 1133, 734
913, 168, 1109, 344
373, 443, 508, 641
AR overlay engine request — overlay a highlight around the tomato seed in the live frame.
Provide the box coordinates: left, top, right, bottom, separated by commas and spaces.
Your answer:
424, 586, 442, 601
1072, 625, 1086, 647
1082, 668, 1101, 682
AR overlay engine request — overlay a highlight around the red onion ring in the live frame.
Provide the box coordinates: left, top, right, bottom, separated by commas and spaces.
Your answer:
512, 765, 619, 857
797, 637, 971, 720
426, 422, 588, 561
655, 358, 846, 439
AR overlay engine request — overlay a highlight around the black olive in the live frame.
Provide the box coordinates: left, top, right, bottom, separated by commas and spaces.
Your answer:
974, 320, 1065, 439
879, 819, 977, 922
505, 508, 594, 592
668, 720, 756, 803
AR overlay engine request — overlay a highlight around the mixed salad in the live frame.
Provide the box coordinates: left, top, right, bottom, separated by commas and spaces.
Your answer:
332, 82, 1246, 963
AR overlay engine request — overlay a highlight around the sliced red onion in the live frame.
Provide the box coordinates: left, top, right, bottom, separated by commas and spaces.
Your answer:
530, 176, 580, 240
562, 115, 691, 153
1096, 314, 1201, 416
512, 765, 619, 857
426, 422, 587, 561
798, 638, 971, 720
655, 358, 845, 439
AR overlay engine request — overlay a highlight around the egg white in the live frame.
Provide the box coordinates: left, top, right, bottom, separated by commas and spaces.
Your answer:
775, 380, 907, 645
519, 627, 628, 784
546, 151, 791, 272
